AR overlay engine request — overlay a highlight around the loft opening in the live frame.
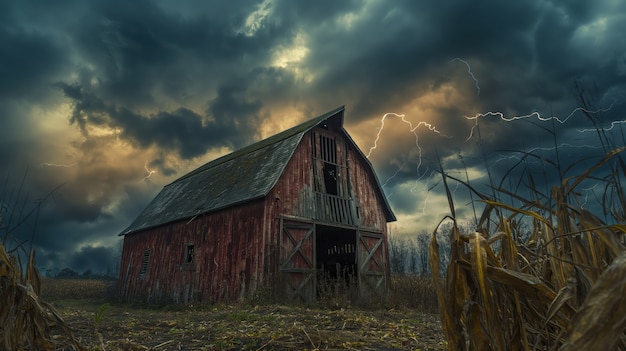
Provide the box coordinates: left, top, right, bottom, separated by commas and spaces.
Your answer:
319, 134, 338, 196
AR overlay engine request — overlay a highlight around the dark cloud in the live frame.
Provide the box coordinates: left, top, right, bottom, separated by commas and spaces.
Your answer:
0, 3, 68, 100
61, 0, 288, 109
67, 245, 119, 274
1, 0, 624, 274
57, 82, 262, 158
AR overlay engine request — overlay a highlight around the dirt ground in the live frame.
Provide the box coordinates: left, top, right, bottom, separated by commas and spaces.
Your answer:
52, 299, 447, 350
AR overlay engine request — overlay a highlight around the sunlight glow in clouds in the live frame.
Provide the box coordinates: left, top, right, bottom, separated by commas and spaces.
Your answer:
271, 32, 312, 82
239, 0, 274, 37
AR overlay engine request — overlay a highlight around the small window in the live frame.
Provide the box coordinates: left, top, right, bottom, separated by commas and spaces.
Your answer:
184, 244, 195, 263
139, 249, 151, 277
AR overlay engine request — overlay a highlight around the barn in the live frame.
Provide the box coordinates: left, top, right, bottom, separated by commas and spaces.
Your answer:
117, 106, 396, 303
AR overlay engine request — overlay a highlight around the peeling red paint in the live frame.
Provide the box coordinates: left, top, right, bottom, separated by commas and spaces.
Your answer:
118, 120, 393, 303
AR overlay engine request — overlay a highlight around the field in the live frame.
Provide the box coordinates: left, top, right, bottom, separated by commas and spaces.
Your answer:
7, 131, 624, 350
41, 277, 446, 350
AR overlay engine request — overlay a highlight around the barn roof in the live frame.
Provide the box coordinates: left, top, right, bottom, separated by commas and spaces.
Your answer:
121, 106, 395, 235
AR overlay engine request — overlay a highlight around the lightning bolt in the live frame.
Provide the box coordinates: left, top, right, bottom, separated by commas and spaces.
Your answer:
369, 59, 480, 217
464, 103, 619, 142
143, 162, 156, 181
451, 180, 462, 202
450, 58, 480, 98
366, 113, 449, 181
420, 170, 440, 214
579, 184, 599, 209
492, 143, 603, 166
577, 119, 626, 132
366, 112, 448, 157
366, 113, 450, 207
411, 168, 437, 193
40, 162, 77, 168
381, 166, 403, 188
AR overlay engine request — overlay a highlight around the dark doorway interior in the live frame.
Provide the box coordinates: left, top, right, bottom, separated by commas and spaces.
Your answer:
315, 225, 357, 296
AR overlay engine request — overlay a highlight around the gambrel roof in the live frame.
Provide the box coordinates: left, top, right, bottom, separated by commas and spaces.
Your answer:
121, 106, 395, 235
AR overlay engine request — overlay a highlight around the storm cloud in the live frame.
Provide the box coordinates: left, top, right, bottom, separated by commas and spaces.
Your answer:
1, 0, 624, 274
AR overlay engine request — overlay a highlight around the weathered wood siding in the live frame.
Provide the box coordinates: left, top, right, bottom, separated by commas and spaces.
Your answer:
346, 135, 391, 290
264, 125, 389, 232
118, 199, 266, 303
264, 126, 391, 298
265, 130, 314, 218
118, 117, 392, 303
347, 145, 389, 232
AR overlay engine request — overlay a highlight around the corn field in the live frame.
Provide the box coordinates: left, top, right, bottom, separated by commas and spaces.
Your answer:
430, 146, 626, 350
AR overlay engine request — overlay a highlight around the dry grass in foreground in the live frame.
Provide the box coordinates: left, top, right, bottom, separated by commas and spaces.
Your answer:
56, 301, 446, 350
430, 146, 626, 350
40, 276, 445, 350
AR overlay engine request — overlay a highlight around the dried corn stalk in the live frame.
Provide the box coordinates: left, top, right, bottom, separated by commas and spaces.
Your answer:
430, 147, 626, 350
0, 243, 84, 350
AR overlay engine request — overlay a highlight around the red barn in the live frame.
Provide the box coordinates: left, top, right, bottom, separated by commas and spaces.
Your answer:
117, 106, 396, 303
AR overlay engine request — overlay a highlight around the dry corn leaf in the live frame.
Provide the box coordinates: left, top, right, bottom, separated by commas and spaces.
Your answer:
560, 252, 626, 351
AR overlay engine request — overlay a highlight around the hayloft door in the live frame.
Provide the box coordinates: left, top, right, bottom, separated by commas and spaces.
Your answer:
357, 231, 387, 299
279, 219, 316, 302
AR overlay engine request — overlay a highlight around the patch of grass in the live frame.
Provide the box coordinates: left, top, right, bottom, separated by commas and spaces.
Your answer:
225, 310, 257, 322
316, 270, 358, 310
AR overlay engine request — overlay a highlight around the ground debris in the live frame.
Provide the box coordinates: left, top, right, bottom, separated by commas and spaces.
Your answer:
55, 302, 446, 350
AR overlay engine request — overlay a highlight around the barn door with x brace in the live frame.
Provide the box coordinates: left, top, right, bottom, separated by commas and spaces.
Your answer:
279, 219, 316, 302
357, 230, 387, 299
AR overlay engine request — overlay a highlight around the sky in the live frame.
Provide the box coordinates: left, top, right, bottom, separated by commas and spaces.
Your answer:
1, 0, 625, 275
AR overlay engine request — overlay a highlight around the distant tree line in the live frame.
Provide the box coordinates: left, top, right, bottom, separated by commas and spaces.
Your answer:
44, 267, 117, 280
389, 218, 534, 275
387, 220, 482, 275
388, 228, 450, 276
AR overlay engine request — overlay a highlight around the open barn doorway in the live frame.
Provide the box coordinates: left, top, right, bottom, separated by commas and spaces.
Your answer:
315, 225, 357, 298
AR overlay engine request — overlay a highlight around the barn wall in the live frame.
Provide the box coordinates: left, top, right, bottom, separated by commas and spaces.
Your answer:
118, 199, 266, 303
346, 141, 391, 290
266, 130, 315, 219
261, 129, 315, 292
347, 145, 389, 232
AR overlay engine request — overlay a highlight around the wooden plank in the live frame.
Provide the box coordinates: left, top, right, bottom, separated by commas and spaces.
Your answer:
279, 219, 316, 302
